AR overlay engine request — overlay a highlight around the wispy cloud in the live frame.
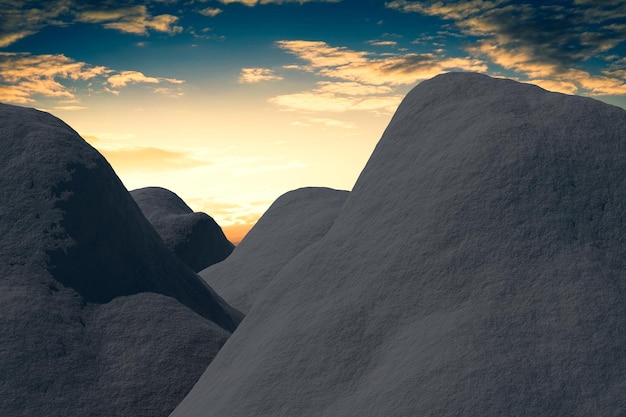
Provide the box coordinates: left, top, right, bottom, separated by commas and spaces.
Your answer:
53, 105, 88, 111
0, 2, 183, 47
0, 52, 109, 104
269, 40, 485, 114
101, 147, 207, 171
386, 0, 505, 19
77, 5, 182, 35
198, 7, 223, 17
276, 40, 486, 86
316, 81, 394, 96
0, 52, 186, 105
385, 0, 626, 95
269, 79, 402, 113
107, 71, 161, 88
219, 0, 340, 5
269, 89, 403, 113
85, 135, 208, 172
238, 68, 284, 83
368, 40, 398, 47
107, 70, 184, 88
0, 0, 72, 47
0, 31, 35, 48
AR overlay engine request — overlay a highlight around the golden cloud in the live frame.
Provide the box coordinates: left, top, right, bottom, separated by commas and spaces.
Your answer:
270, 40, 486, 114
238, 68, 284, 83
386, 0, 506, 20
469, 40, 626, 95
276, 40, 487, 86
0, 31, 34, 48
0, 53, 109, 104
269, 89, 404, 113
316, 81, 394, 96
199, 7, 223, 17
386, 1, 626, 97
107, 71, 160, 88
0, 52, 186, 105
106, 70, 184, 95
219, 0, 340, 5
77, 6, 182, 35
368, 40, 398, 47
53, 105, 89, 111
94, 146, 209, 172
0, 0, 71, 46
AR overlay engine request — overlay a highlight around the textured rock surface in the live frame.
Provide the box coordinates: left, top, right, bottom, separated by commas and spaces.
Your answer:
173, 73, 626, 417
200, 187, 348, 313
0, 103, 240, 417
131, 187, 234, 272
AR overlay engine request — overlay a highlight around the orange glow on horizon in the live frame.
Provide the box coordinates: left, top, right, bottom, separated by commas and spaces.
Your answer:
222, 223, 253, 246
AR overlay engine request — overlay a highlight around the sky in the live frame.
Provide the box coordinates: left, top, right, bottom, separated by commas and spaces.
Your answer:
2, 0, 626, 243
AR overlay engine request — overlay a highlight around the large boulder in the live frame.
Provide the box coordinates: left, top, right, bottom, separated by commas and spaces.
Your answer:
131, 187, 234, 272
0, 103, 240, 417
172, 73, 626, 417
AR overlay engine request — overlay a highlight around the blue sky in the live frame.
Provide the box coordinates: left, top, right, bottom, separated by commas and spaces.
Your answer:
2, 0, 626, 242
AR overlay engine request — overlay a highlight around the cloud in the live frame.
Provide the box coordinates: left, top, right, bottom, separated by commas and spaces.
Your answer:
0, 52, 109, 104
0, 85, 34, 104
219, 0, 340, 5
276, 40, 486, 86
385, 0, 505, 19
239, 68, 284, 83
0, 31, 34, 48
107, 71, 160, 88
53, 105, 88, 111
271, 40, 486, 114
269, 88, 403, 113
90, 145, 209, 172
0, 2, 184, 46
77, 5, 182, 35
107, 70, 184, 89
385, 0, 626, 96
0, 0, 71, 46
0, 52, 186, 105
199, 7, 223, 16
368, 40, 398, 47
152, 86, 185, 97
219, 0, 257, 5
316, 81, 394, 96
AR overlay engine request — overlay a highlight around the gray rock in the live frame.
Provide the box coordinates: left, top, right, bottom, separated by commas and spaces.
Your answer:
0, 103, 240, 417
131, 187, 234, 273
200, 186, 348, 313
172, 73, 626, 417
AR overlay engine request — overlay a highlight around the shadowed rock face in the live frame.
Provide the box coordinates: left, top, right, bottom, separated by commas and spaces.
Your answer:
200, 186, 348, 313
0, 103, 240, 417
172, 73, 626, 417
131, 187, 234, 273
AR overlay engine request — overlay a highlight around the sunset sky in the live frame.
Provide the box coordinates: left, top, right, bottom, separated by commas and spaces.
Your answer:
2, 0, 626, 243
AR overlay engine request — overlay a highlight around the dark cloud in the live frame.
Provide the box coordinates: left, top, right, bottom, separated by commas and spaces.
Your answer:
0, 0, 73, 46
386, 0, 626, 94
0, 0, 184, 47
471, 3, 624, 66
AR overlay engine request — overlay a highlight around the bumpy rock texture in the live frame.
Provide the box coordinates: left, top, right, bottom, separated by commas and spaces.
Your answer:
131, 187, 234, 272
173, 73, 626, 417
200, 186, 348, 313
0, 103, 240, 417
